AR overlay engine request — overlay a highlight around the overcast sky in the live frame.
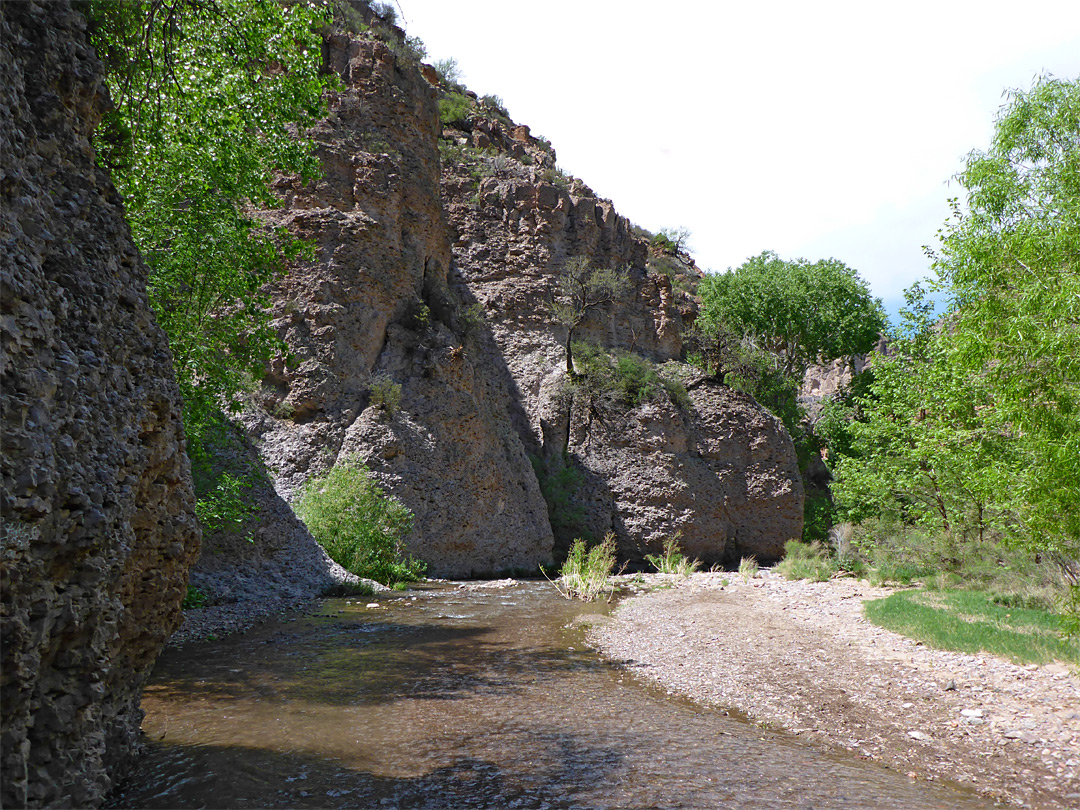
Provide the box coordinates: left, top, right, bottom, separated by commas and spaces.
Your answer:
395, 0, 1080, 320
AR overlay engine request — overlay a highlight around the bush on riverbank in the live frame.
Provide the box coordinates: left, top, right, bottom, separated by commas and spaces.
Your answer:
552, 533, 617, 601
295, 456, 426, 586
645, 533, 700, 577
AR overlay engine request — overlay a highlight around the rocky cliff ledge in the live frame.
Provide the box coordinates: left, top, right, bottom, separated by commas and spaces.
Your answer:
233, 10, 802, 576
0, 3, 199, 806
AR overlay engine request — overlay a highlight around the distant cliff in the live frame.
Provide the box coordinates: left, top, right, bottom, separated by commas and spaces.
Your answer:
0, 2, 199, 806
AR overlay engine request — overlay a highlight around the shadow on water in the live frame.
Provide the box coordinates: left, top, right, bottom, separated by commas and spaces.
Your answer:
110, 582, 995, 809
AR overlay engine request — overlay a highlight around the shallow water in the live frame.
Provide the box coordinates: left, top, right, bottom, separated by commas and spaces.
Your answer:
110, 582, 994, 809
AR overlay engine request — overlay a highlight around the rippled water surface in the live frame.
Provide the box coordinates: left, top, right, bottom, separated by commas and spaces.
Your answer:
110, 582, 994, 809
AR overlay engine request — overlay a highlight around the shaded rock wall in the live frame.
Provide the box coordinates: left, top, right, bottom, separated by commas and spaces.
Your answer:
559, 374, 803, 567
245, 29, 553, 577
0, 2, 199, 806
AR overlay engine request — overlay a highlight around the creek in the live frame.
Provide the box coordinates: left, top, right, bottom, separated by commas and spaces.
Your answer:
109, 581, 993, 808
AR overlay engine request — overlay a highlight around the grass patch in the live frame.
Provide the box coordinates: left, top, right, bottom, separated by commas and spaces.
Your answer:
864, 589, 1080, 666
644, 532, 700, 576
776, 540, 835, 582
550, 533, 617, 601
738, 555, 759, 583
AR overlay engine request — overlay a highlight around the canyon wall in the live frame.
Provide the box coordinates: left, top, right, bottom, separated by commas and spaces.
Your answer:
0, 2, 199, 805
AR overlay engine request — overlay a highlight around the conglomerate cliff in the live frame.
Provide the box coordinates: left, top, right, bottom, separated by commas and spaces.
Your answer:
0, 2, 199, 805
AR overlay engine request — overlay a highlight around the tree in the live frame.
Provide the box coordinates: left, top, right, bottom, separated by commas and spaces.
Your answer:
932, 75, 1080, 555
85, 0, 332, 448
550, 257, 630, 374
831, 286, 1014, 550
697, 252, 886, 378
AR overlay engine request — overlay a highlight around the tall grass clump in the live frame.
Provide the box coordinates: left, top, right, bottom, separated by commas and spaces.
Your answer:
738, 555, 759, 583
776, 539, 835, 582
294, 455, 425, 586
645, 532, 700, 576
551, 533, 617, 601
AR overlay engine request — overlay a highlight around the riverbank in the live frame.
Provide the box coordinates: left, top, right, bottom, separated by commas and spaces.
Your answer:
589, 570, 1080, 810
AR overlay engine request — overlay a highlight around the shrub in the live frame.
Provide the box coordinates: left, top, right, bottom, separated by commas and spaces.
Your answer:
439, 92, 471, 127
432, 57, 462, 87
570, 342, 690, 412
530, 453, 589, 548
294, 456, 425, 585
182, 585, 208, 609
552, 533, 618, 601
776, 540, 835, 582
645, 532, 700, 576
369, 374, 402, 413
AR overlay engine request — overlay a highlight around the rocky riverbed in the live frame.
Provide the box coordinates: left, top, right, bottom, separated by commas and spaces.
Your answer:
589, 571, 1080, 810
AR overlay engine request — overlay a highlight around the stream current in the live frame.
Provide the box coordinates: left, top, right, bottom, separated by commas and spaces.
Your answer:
110, 581, 994, 809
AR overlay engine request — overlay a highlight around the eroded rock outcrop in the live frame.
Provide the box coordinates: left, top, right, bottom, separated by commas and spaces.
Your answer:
558, 373, 803, 566
244, 25, 553, 577
0, 2, 199, 805
438, 98, 803, 563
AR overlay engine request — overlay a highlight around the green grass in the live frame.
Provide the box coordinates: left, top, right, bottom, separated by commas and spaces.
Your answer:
776, 540, 835, 582
551, 533, 617, 602
644, 532, 700, 576
864, 589, 1080, 666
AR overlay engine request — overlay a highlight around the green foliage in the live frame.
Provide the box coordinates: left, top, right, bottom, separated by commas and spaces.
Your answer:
432, 57, 463, 87
539, 166, 572, 189
369, 375, 402, 413
932, 76, 1080, 554
188, 414, 262, 540
549, 258, 630, 374
698, 251, 886, 378
552, 534, 618, 601
864, 589, 1079, 666
86, 0, 331, 441
569, 342, 690, 412
455, 302, 487, 343
776, 540, 835, 582
439, 92, 472, 127
645, 532, 700, 576
829, 78, 1079, 616
294, 456, 425, 585
386, 34, 427, 66
182, 585, 208, 610
651, 226, 692, 254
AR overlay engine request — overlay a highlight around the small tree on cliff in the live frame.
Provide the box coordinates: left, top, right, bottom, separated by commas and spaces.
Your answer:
550, 257, 630, 374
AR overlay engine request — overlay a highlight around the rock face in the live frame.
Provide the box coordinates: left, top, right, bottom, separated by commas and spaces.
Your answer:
438, 101, 803, 564
245, 26, 553, 577
560, 376, 803, 567
0, 3, 199, 806
239, 15, 802, 574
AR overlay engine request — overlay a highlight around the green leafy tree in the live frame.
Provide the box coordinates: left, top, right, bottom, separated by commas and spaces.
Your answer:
831, 286, 1014, 550
932, 75, 1079, 555
549, 257, 630, 374
697, 252, 886, 378
86, 0, 332, 445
